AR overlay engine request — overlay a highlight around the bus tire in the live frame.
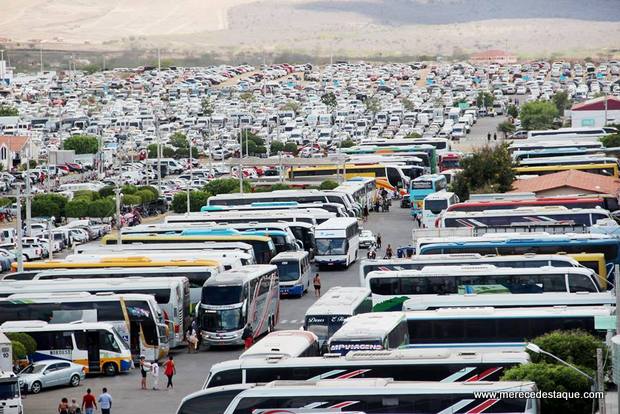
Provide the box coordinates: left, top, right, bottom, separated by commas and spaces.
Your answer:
103, 362, 118, 376
70, 374, 81, 387
30, 381, 42, 394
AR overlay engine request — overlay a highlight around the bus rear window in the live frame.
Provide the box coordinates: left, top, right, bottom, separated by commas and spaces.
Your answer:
202, 286, 243, 305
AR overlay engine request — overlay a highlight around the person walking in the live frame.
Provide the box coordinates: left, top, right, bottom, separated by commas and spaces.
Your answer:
385, 244, 393, 259
151, 360, 160, 390
313, 273, 321, 297
186, 326, 198, 353
487, 132, 491, 142
242, 323, 254, 350
163, 355, 176, 390
362, 205, 369, 222
376, 233, 382, 248
98, 388, 112, 414
81, 389, 97, 414
68, 399, 79, 414
493, 133, 497, 141
415, 213, 422, 228
139, 356, 150, 389
58, 397, 70, 414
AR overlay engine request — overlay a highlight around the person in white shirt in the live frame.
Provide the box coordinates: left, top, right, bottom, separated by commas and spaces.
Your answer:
98, 388, 112, 414
150, 361, 160, 390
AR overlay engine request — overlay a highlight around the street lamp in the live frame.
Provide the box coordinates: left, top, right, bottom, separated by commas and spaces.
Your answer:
48, 216, 55, 261
526, 342, 594, 382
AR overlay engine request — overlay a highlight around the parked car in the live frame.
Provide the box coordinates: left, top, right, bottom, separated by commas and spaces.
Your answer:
19, 360, 85, 394
358, 229, 377, 248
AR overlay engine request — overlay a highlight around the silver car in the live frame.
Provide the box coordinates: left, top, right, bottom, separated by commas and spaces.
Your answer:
19, 360, 85, 394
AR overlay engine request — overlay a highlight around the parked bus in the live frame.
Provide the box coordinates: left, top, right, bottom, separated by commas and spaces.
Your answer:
403, 306, 613, 350
62, 251, 239, 271
0, 371, 21, 414
179, 228, 298, 254
512, 146, 604, 162
0, 321, 132, 376
446, 195, 620, 213
416, 232, 620, 281
334, 177, 377, 209
270, 251, 311, 297
438, 207, 612, 229
287, 164, 413, 192
194, 204, 337, 221
0, 277, 187, 349
178, 379, 538, 414
422, 191, 459, 228
438, 152, 461, 171
514, 163, 619, 178
361, 137, 450, 152
303, 287, 372, 348
403, 292, 616, 311
409, 174, 447, 216
239, 330, 319, 359
358, 253, 608, 289
199, 265, 279, 346
204, 348, 529, 388
509, 140, 603, 153
527, 126, 616, 141
101, 234, 277, 264
314, 218, 359, 268
366, 265, 600, 311
519, 154, 620, 168
0, 292, 167, 362
327, 312, 409, 355
344, 144, 438, 173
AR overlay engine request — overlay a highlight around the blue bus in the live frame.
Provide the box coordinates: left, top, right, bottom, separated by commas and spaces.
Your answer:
417, 233, 620, 283
409, 174, 447, 216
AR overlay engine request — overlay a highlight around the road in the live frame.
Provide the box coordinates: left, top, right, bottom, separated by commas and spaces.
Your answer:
22, 204, 414, 414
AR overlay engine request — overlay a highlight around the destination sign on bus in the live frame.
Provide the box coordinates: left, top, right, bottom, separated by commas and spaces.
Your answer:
412, 181, 432, 189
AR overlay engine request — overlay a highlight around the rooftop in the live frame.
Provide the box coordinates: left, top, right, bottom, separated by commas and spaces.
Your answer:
511, 170, 620, 195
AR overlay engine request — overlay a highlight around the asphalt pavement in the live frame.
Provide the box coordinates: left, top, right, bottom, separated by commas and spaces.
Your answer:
22, 203, 414, 414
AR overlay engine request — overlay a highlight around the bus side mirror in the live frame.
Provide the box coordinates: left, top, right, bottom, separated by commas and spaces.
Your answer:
295, 240, 304, 250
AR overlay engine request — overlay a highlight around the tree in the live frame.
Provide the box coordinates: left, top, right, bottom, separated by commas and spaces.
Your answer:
282, 100, 301, 115
169, 132, 189, 148
270, 140, 285, 153
65, 198, 91, 218
401, 98, 415, 112
552, 91, 572, 116
87, 198, 115, 218
450, 144, 514, 200
201, 97, 214, 116
147, 144, 175, 158
506, 104, 519, 118
364, 96, 381, 116
519, 101, 559, 130
340, 139, 355, 148
319, 180, 339, 190
6, 332, 36, 355
283, 142, 298, 154
139, 185, 159, 199
502, 363, 592, 414
321, 92, 337, 109
31, 194, 67, 218
204, 178, 250, 195
528, 330, 609, 373
497, 121, 516, 137
0, 105, 19, 116
62, 135, 99, 154
405, 132, 422, 139
122, 194, 142, 206
476, 92, 494, 108
171, 191, 210, 213
600, 133, 620, 148
11, 341, 27, 362
135, 189, 156, 204
98, 186, 115, 198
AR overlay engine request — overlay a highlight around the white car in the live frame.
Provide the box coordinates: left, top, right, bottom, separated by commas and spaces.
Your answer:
359, 229, 377, 248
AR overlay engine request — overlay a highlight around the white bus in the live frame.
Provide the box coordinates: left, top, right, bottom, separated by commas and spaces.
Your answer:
0, 371, 21, 414
334, 177, 377, 209
0, 277, 189, 349
178, 379, 539, 414
527, 127, 616, 141
403, 292, 616, 311
358, 253, 599, 286
199, 265, 279, 346
1, 321, 132, 376
422, 190, 459, 228
0, 292, 167, 363
314, 218, 359, 268
75, 242, 256, 264
327, 312, 409, 355
239, 330, 319, 360
404, 305, 613, 350
270, 251, 311, 297
192, 205, 338, 222
303, 287, 372, 348
367, 264, 600, 311
204, 348, 530, 388
438, 206, 612, 228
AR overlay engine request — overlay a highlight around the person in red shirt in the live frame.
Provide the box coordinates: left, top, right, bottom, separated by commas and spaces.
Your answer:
81, 388, 97, 414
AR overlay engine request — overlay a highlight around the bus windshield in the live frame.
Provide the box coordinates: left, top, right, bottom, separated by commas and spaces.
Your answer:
202, 286, 243, 305
274, 262, 300, 282
202, 308, 243, 331
0, 380, 20, 399
316, 238, 346, 255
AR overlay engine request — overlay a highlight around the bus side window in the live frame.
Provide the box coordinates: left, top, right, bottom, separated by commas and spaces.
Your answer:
52, 332, 74, 350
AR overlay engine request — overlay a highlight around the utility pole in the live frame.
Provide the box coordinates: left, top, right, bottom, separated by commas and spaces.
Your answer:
239, 129, 244, 194
114, 187, 122, 246
156, 118, 162, 192
48, 216, 54, 261
187, 137, 193, 214
24, 159, 31, 236
39, 44, 43, 74
596, 348, 606, 414
15, 185, 23, 272
616, 264, 620, 413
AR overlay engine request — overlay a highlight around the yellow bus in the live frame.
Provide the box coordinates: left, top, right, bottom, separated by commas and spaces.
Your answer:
514, 163, 619, 178
568, 253, 607, 289
101, 234, 277, 264
287, 164, 412, 192
12, 256, 221, 271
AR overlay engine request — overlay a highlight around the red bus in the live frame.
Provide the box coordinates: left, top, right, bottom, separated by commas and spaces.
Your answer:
438, 153, 461, 171
446, 195, 619, 213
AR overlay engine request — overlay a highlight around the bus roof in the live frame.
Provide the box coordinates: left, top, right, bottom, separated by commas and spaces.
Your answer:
204, 265, 276, 285
13, 256, 220, 271
424, 190, 454, 201
239, 330, 318, 359
367, 264, 595, 279
270, 251, 309, 262
3, 291, 155, 302
329, 312, 406, 341
78, 242, 254, 253
305, 287, 370, 316
30, 267, 215, 280
101, 234, 272, 244
0, 276, 188, 290
413, 174, 444, 181
315, 217, 358, 229
440, 206, 610, 219
404, 305, 613, 320
417, 231, 614, 246
514, 163, 618, 172
0, 320, 117, 332
403, 292, 616, 311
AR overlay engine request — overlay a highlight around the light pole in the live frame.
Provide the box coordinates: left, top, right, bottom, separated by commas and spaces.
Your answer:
186, 137, 193, 214
15, 184, 23, 272
114, 187, 122, 246
48, 216, 54, 261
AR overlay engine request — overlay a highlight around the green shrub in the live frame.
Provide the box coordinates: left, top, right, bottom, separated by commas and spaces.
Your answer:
528, 330, 609, 373
6, 332, 36, 355
65, 198, 91, 218
87, 198, 115, 217
122, 194, 142, 206
138, 186, 159, 199
98, 186, 115, 198
31, 194, 68, 218
11, 341, 27, 361
319, 180, 339, 190
121, 185, 138, 195
136, 189, 156, 204
204, 178, 250, 195
171, 191, 210, 213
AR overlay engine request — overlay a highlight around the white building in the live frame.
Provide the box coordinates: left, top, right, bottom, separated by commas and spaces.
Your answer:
571, 96, 620, 127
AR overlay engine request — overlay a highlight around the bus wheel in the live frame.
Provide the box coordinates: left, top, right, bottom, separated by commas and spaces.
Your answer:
103, 362, 118, 376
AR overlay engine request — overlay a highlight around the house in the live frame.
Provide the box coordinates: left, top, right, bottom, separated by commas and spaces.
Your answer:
470, 50, 517, 64
0, 135, 33, 171
511, 170, 620, 198
570, 96, 620, 128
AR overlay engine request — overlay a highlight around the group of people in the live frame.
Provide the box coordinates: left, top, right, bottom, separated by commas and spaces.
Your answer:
140, 355, 177, 390
57, 388, 112, 414
372, 188, 392, 213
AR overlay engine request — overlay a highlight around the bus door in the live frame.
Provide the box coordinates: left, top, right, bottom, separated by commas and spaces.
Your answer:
129, 321, 141, 357
86, 330, 101, 373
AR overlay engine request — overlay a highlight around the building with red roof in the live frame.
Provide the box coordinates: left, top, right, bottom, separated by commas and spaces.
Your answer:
511, 170, 620, 198
571, 96, 620, 128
